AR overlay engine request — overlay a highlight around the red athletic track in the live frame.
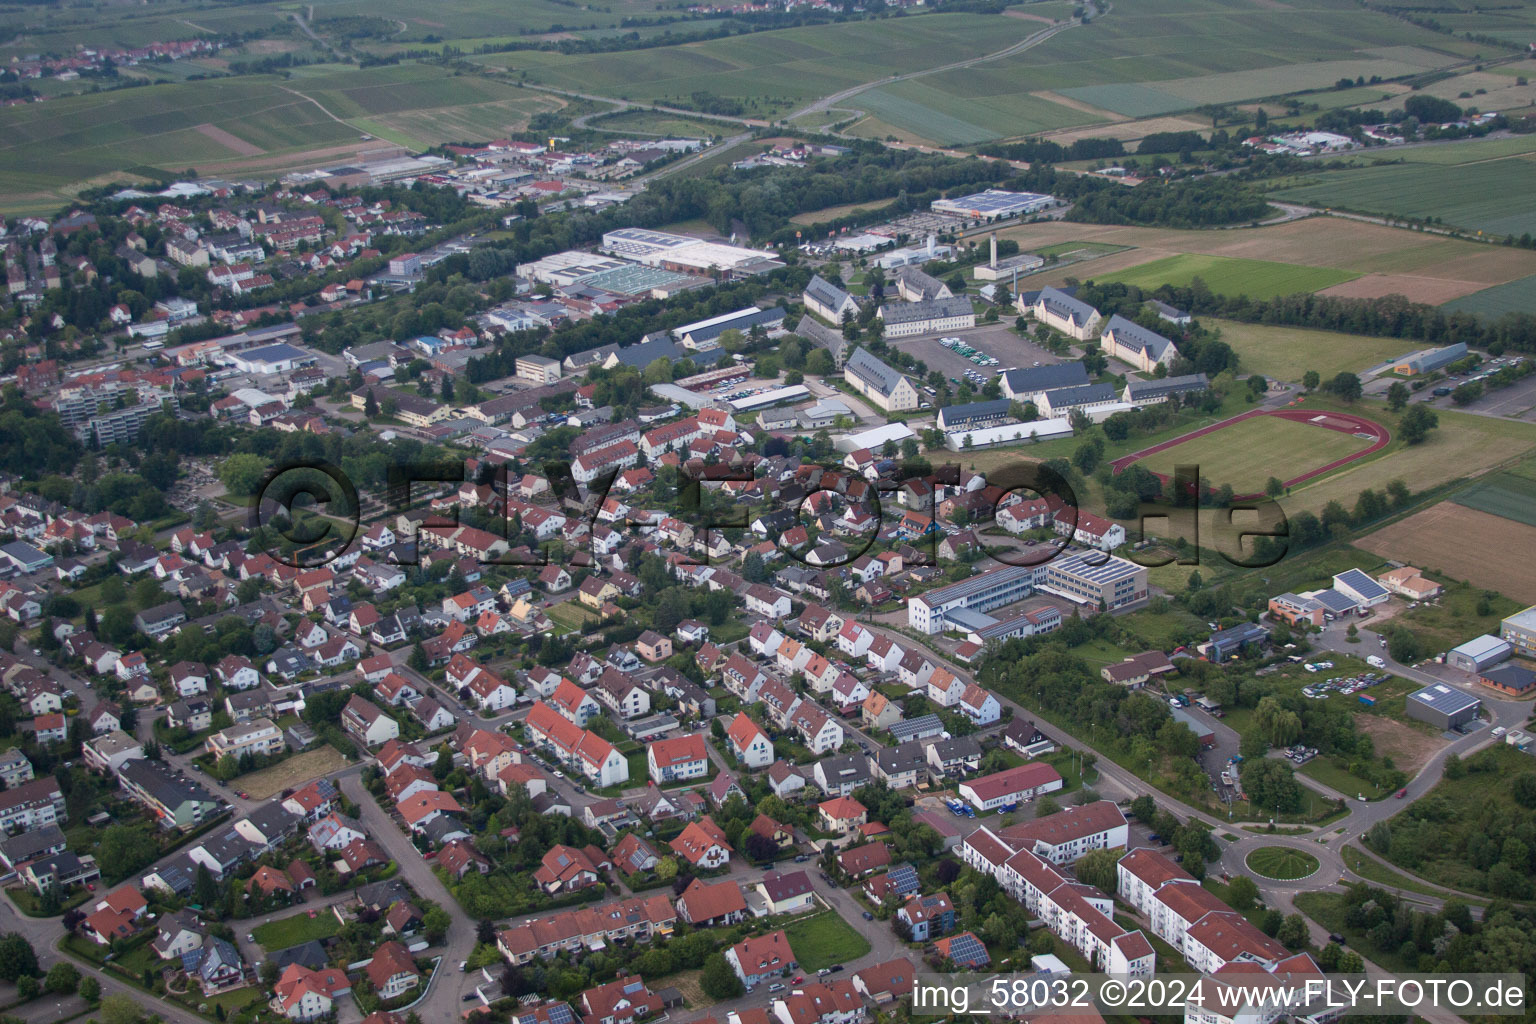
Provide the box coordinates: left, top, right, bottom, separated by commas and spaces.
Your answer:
1109, 407, 1391, 500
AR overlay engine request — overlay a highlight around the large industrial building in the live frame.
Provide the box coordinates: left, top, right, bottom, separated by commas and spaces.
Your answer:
600, 228, 782, 277
843, 348, 920, 413
931, 189, 1056, 219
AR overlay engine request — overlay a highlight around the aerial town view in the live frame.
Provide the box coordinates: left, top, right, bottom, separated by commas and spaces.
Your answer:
0, 0, 1535, 1023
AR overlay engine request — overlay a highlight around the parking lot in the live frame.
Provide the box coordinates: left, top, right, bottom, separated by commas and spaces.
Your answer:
886, 321, 1065, 386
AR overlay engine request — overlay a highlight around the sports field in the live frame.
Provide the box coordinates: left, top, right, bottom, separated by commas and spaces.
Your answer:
1451, 472, 1536, 527
1095, 254, 1358, 300
1206, 320, 1415, 381
1360, 501, 1536, 603
1443, 273, 1536, 318
1126, 413, 1376, 494
1271, 156, 1536, 237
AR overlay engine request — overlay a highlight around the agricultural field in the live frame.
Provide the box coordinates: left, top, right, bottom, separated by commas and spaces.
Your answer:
848, 73, 1101, 145
1096, 254, 1359, 300
1270, 156, 1536, 238
1206, 320, 1416, 381
1451, 471, 1536, 527
0, 76, 362, 211
1444, 273, 1536, 318
476, 15, 1040, 120
587, 109, 726, 139
1001, 215, 1536, 305
0, 62, 564, 210
1358, 501, 1536, 603
1127, 414, 1375, 493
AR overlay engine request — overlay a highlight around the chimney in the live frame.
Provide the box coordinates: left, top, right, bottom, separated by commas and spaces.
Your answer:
990, 232, 998, 269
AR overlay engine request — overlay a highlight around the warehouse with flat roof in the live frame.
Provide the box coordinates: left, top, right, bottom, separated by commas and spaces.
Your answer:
932, 190, 1056, 219
1404, 683, 1481, 731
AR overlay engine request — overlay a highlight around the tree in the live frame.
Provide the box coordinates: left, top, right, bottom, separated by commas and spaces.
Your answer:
1398, 403, 1438, 446
408, 642, 430, 672
1277, 913, 1310, 949
1301, 370, 1321, 392
1265, 476, 1284, 497
364, 390, 379, 418
79, 976, 100, 1003
1227, 875, 1260, 911
1072, 848, 1118, 892
1327, 372, 1363, 403
217, 453, 269, 498
99, 994, 142, 1024
44, 961, 79, 994
1240, 758, 1303, 814
1386, 381, 1410, 412
0, 933, 37, 982
423, 906, 452, 944
700, 953, 744, 999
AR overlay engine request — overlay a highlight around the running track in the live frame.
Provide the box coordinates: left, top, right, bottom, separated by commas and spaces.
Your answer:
1110, 408, 1391, 499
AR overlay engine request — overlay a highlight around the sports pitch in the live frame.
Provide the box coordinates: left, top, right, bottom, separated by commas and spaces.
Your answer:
1095, 254, 1359, 300
1122, 413, 1377, 494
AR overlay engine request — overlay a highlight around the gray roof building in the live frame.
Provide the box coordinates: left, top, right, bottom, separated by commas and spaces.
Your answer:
1000, 362, 1089, 401
845, 347, 910, 399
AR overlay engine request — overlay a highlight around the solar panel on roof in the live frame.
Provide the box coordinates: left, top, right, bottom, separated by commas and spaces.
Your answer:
1337, 569, 1388, 599
944, 933, 989, 964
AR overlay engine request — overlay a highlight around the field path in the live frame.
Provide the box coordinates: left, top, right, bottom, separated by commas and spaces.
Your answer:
276, 84, 357, 131
787, 2, 1104, 123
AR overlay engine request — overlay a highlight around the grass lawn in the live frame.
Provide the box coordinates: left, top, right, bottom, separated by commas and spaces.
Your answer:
783, 910, 872, 971
1341, 843, 1480, 901
252, 909, 341, 951
1132, 414, 1374, 495
1390, 581, 1523, 658
1206, 319, 1415, 382
1096, 253, 1358, 300
1245, 845, 1320, 880
1300, 755, 1391, 802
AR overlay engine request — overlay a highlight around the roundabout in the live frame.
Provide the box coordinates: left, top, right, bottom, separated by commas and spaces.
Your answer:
1246, 845, 1322, 880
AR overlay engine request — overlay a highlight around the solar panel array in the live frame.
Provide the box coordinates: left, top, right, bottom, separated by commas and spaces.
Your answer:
942, 932, 990, 966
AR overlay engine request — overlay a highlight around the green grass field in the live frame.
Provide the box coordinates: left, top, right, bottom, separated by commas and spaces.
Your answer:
1206, 319, 1416, 381
783, 911, 873, 971
253, 909, 342, 950
1095, 254, 1359, 300
1245, 845, 1320, 880
1133, 415, 1373, 492
1271, 157, 1536, 237
1451, 472, 1536, 527
1443, 273, 1536, 318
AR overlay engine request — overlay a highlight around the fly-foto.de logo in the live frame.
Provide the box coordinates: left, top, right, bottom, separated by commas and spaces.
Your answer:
249, 458, 1292, 571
